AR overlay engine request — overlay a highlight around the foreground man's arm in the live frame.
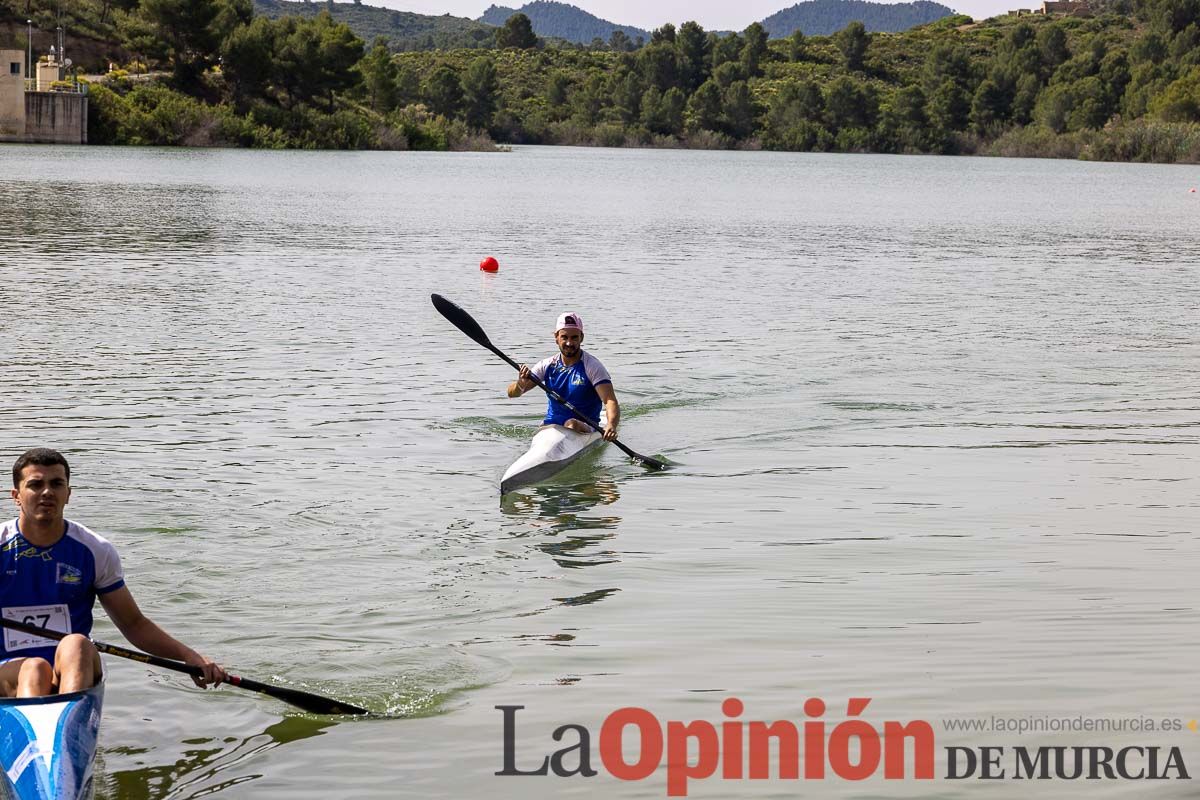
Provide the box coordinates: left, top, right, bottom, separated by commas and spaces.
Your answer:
100, 586, 226, 687
597, 383, 620, 442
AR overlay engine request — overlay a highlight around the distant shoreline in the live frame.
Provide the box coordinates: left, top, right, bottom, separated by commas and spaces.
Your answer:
27, 0, 1200, 166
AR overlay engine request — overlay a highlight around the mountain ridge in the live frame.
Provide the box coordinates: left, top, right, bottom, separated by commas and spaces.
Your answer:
762, 0, 958, 36
476, 0, 958, 42
252, 0, 495, 50
478, 1, 650, 44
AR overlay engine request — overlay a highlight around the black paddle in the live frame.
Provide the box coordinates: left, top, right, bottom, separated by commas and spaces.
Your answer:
0, 617, 369, 716
431, 293, 667, 471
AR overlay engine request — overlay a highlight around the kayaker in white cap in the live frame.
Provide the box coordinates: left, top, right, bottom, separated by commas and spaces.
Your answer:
506, 312, 621, 442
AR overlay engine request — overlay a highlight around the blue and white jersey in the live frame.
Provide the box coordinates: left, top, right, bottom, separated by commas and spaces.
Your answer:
530, 350, 613, 427
0, 519, 125, 662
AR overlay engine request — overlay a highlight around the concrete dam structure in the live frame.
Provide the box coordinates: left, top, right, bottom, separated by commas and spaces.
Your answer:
0, 47, 88, 144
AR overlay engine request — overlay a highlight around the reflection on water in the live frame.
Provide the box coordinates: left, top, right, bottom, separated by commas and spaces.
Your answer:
552, 587, 620, 606
96, 717, 333, 800
501, 473, 621, 570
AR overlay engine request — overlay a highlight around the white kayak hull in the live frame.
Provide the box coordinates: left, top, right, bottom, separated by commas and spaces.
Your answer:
501, 425, 603, 495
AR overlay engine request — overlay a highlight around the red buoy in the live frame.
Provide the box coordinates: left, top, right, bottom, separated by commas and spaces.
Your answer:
480, 256, 499, 272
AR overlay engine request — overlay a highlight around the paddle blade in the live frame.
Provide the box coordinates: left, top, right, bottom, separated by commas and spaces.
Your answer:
636, 454, 669, 471
431, 294, 492, 350
230, 675, 370, 716
612, 440, 668, 471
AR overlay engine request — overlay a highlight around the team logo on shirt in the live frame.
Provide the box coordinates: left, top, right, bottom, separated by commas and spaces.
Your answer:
56, 563, 82, 585
15, 546, 53, 562
2, 538, 37, 555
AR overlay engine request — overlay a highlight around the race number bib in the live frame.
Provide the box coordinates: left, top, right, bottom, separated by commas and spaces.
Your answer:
2, 605, 71, 652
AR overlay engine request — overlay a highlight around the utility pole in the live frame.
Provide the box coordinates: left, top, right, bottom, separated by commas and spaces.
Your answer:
26, 19, 31, 88
57, 0, 64, 66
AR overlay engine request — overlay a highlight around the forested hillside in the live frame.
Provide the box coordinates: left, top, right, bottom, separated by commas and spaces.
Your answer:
761, 0, 956, 36
5, 0, 1200, 163
380, 9, 1200, 161
253, 0, 495, 50
479, 1, 648, 45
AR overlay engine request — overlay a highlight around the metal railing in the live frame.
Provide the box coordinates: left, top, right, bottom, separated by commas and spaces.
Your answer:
23, 76, 87, 94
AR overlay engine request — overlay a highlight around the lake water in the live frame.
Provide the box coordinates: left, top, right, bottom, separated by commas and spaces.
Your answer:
0, 143, 1198, 799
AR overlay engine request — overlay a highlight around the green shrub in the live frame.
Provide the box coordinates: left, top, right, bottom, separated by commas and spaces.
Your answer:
1083, 119, 1200, 161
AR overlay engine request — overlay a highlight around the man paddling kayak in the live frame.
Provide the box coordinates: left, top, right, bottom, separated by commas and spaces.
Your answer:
0, 448, 226, 697
507, 312, 620, 442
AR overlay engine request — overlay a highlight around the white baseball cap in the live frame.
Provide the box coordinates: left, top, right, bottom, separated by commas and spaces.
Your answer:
555, 312, 583, 333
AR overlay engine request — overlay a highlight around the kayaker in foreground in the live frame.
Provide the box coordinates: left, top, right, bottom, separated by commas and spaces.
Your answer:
507, 312, 620, 442
0, 448, 226, 697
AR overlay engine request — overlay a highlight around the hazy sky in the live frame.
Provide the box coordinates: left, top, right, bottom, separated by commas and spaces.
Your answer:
384, 0, 1013, 31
